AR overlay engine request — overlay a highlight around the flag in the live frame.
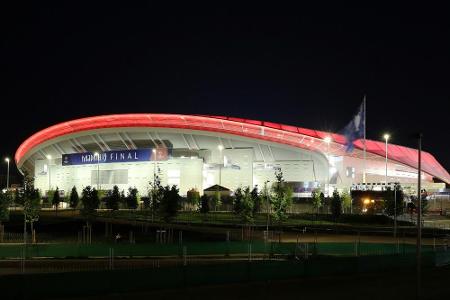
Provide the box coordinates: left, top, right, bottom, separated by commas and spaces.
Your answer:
342, 101, 365, 152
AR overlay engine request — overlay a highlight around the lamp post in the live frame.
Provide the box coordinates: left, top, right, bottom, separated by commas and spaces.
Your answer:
383, 134, 390, 188
46, 155, 52, 191
4, 158, 10, 189
394, 182, 398, 238
264, 180, 270, 242
416, 133, 422, 299
324, 136, 332, 197
152, 149, 157, 185
94, 152, 100, 190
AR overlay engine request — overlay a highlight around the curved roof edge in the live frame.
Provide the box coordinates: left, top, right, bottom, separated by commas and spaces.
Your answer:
15, 113, 450, 184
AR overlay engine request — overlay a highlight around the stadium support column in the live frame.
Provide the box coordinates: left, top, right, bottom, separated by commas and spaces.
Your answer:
324, 136, 332, 197
94, 152, 100, 190
384, 134, 390, 186
218, 144, 224, 186
46, 155, 52, 191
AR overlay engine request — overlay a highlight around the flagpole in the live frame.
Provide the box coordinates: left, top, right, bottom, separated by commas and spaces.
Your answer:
363, 95, 367, 184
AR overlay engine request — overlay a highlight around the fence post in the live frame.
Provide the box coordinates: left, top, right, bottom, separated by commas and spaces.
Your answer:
183, 246, 187, 266
21, 247, 25, 273
226, 231, 230, 257
313, 230, 318, 256
108, 248, 114, 270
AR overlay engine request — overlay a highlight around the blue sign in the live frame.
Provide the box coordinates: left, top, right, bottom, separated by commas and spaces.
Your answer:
62, 149, 170, 166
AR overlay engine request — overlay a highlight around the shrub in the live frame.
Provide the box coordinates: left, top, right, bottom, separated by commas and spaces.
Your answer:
199, 194, 210, 214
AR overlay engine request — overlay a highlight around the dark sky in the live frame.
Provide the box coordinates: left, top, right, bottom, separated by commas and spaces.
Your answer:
1, 3, 450, 183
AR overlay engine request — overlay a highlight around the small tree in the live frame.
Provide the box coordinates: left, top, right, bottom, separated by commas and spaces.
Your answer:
261, 180, 271, 215
120, 190, 127, 208
106, 185, 120, 211
0, 191, 12, 242
311, 188, 323, 214
126, 187, 139, 209
270, 169, 293, 223
81, 186, 100, 226
45, 189, 55, 208
384, 185, 404, 216
212, 190, 221, 211
233, 187, 243, 215
341, 190, 352, 213
199, 194, 210, 214
240, 187, 254, 223
52, 187, 61, 213
14, 188, 24, 206
159, 185, 181, 222
330, 190, 342, 219
251, 185, 261, 214
186, 188, 200, 210
149, 174, 163, 217
0, 191, 13, 226
23, 187, 41, 242
320, 192, 325, 212
69, 186, 79, 209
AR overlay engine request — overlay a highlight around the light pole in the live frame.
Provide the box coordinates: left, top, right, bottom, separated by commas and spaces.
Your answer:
383, 134, 390, 188
94, 152, 100, 190
46, 155, 52, 191
152, 148, 157, 185
264, 180, 270, 242
394, 182, 398, 238
324, 136, 332, 197
4, 158, 10, 189
416, 133, 422, 299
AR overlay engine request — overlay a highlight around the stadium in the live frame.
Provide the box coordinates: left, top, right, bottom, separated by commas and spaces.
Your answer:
14, 114, 450, 198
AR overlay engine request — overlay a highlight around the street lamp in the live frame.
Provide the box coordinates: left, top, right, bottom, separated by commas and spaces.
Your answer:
46, 155, 52, 191
324, 136, 332, 197
94, 152, 100, 190
394, 182, 398, 238
152, 148, 157, 186
4, 158, 10, 189
383, 134, 390, 188
263, 180, 270, 242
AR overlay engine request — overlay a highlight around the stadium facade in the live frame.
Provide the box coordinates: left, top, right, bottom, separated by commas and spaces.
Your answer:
15, 114, 450, 197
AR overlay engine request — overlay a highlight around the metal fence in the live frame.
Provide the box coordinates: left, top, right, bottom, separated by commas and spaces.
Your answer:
1, 251, 449, 299
0, 241, 445, 260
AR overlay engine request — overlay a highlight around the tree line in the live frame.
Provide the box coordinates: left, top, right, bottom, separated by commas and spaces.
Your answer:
0, 169, 426, 230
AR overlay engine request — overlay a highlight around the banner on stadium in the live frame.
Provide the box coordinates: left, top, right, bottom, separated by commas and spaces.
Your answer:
62, 148, 171, 166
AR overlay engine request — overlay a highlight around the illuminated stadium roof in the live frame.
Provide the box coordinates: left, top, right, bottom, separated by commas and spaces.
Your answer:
15, 114, 450, 183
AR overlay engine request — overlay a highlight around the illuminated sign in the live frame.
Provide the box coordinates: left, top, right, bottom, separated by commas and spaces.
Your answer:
62, 148, 171, 166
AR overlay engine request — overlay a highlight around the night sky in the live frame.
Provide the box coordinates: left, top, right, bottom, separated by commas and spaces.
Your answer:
1, 3, 449, 184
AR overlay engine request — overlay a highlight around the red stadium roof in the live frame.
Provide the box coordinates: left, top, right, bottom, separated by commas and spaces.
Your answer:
15, 113, 450, 183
